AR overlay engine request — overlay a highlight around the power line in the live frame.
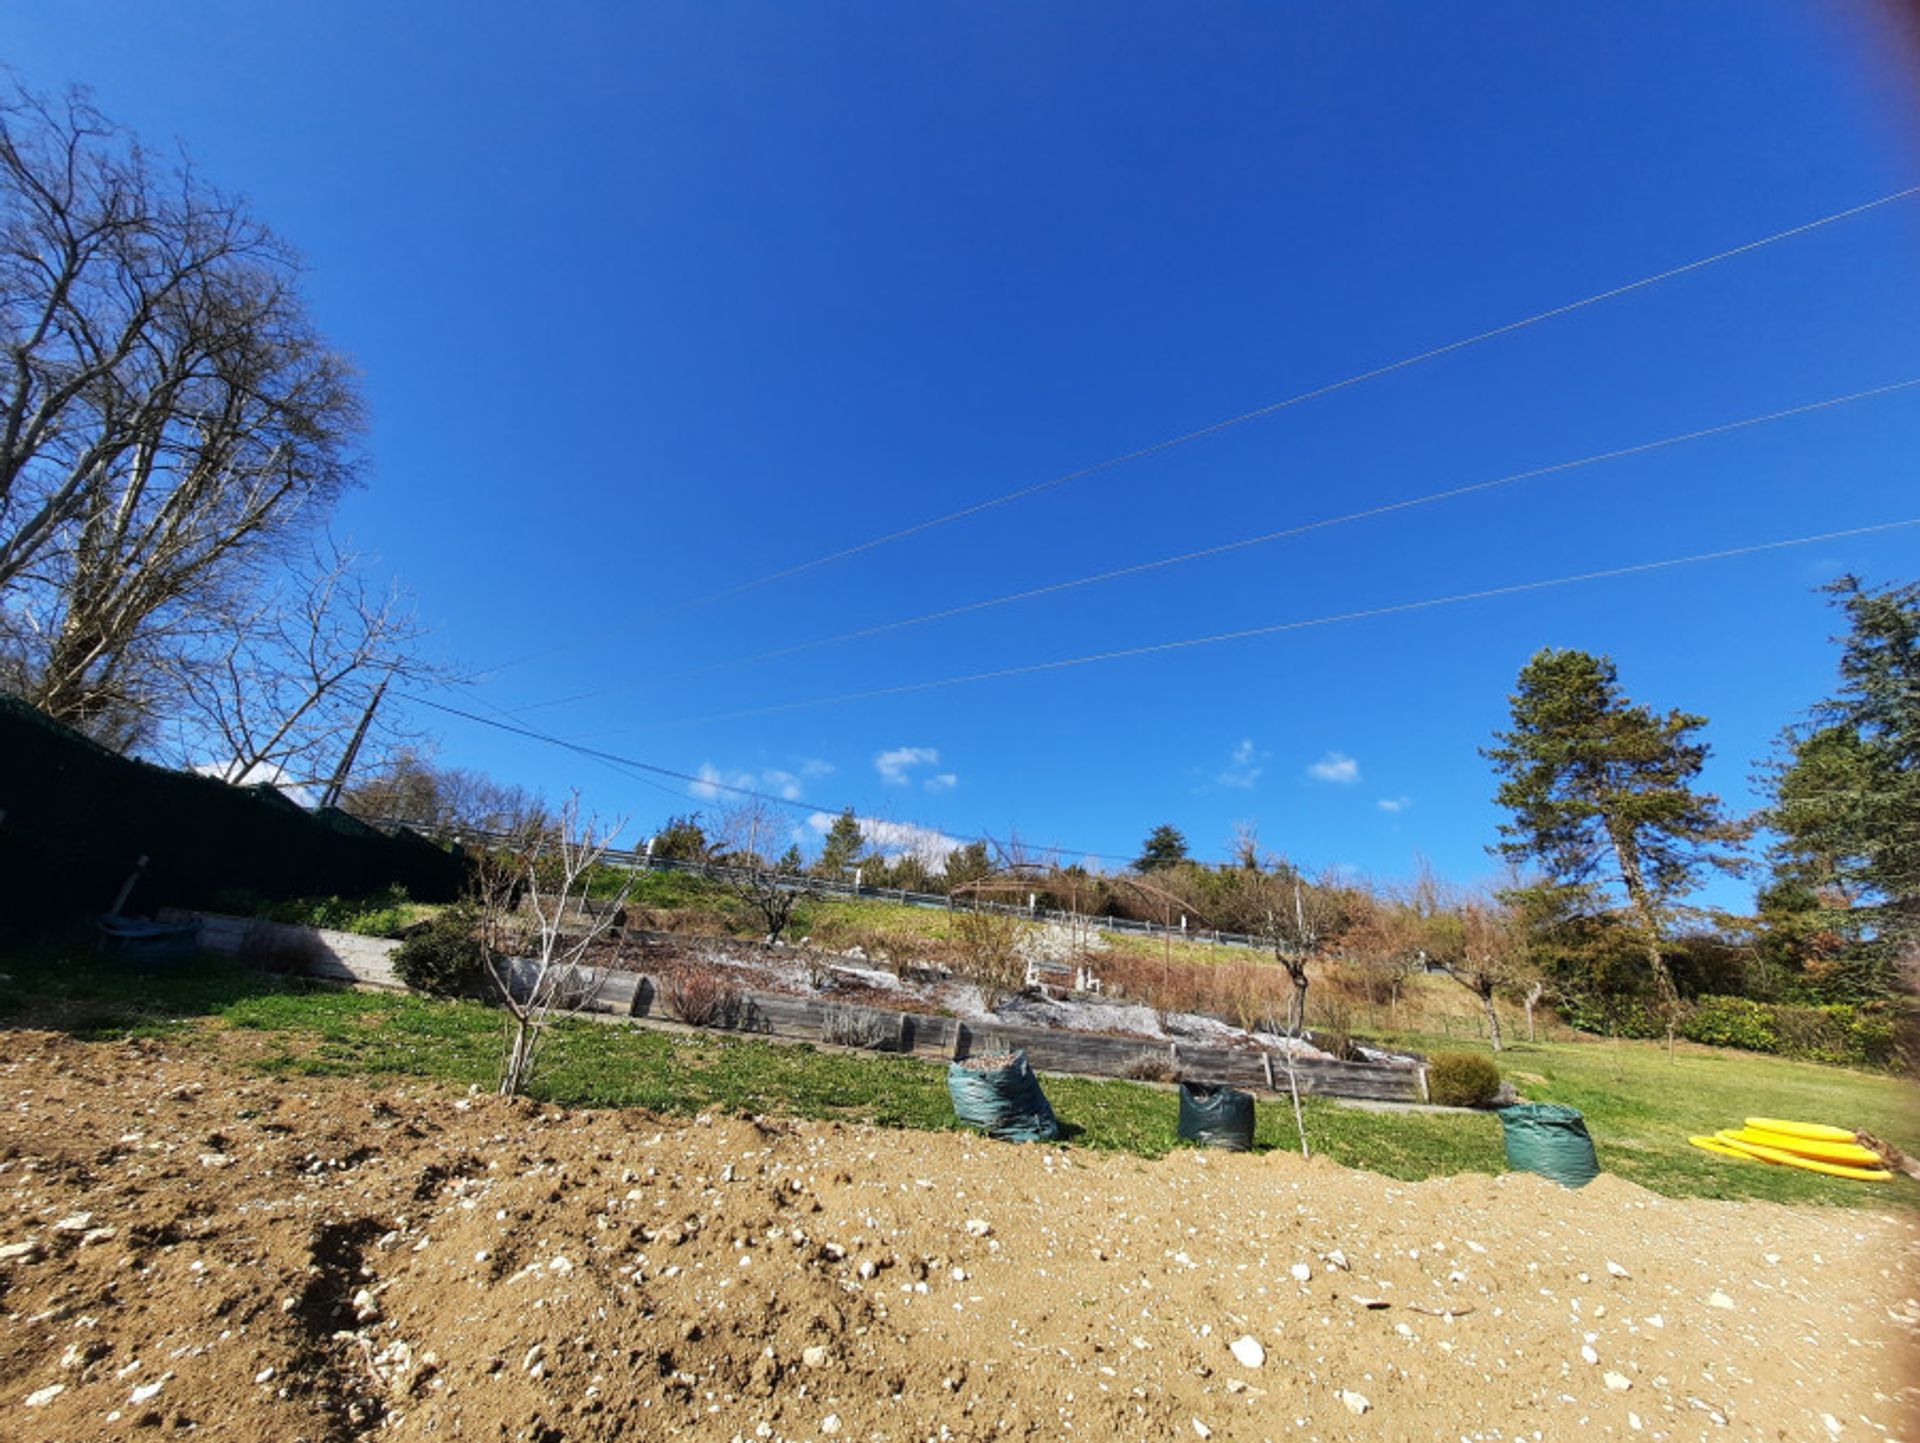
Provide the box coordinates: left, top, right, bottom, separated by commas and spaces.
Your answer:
648, 518, 1920, 726
508, 375, 1920, 714
403, 516, 1915, 867
396, 692, 1130, 861
643, 185, 1920, 619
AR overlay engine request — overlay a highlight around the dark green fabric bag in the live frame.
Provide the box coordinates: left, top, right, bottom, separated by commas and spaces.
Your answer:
948, 1051, 1060, 1143
1497, 1102, 1600, 1187
1177, 1081, 1255, 1151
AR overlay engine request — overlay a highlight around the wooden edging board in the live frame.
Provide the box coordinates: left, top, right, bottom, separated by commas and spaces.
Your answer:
170, 911, 1423, 1104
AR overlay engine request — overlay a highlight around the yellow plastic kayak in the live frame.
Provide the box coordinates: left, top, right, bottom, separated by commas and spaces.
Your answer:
1712, 1132, 1892, 1182
1690, 1135, 1759, 1162
1726, 1127, 1884, 1168
1744, 1116, 1856, 1143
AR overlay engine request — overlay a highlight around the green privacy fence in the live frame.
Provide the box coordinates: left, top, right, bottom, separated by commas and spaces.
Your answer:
0, 694, 464, 926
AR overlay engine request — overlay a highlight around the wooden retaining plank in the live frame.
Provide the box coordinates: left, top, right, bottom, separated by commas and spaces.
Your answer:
168, 914, 1420, 1104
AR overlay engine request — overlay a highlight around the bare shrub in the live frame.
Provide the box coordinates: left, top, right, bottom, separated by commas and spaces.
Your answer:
662, 965, 745, 1029
1118, 1050, 1179, 1082
821, 1006, 893, 1050
1308, 995, 1359, 1061
952, 909, 1029, 1010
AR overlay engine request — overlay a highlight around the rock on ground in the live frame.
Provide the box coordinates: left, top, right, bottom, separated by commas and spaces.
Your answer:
0, 1030, 1914, 1442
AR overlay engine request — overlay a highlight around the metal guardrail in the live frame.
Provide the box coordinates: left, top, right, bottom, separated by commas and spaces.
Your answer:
371, 818, 1274, 953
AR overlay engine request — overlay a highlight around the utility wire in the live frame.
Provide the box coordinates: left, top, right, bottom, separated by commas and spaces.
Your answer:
646, 185, 1920, 619
650, 518, 1920, 726
509, 375, 1920, 714
402, 517, 1918, 871
399, 692, 1105, 858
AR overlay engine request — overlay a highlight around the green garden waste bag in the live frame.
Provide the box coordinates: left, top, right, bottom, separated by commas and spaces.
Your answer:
948, 1051, 1060, 1143
1177, 1081, 1255, 1151
1497, 1102, 1600, 1187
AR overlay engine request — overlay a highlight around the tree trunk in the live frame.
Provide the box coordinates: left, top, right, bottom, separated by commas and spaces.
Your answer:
1481, 982, 1503, 1052
1607, 824, 1680, 1011
1524, 980, 1544, 1043
500, 1017, 535, 1096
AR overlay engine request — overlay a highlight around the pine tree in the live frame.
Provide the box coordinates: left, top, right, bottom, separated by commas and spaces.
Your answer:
815, 807, 864, 878
1764, 576, 1920, 995
1135, 823, 1190, 873
1483, 648, 1746, 1011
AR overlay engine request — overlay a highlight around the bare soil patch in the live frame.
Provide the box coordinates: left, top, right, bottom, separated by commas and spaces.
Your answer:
0, 1031, 1913, 1441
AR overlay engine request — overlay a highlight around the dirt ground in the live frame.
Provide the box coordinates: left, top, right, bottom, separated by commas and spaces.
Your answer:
0, 1032, 1914, 1443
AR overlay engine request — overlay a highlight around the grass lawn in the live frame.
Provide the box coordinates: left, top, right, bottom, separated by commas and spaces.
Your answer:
1, 942, 1912, 1209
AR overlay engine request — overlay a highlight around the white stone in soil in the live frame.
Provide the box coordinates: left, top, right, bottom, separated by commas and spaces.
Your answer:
1229, 1335, 1265, 1369
1337, 1389, 1371, 1415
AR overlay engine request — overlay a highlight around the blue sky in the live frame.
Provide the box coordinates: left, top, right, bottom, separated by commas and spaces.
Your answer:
12, 3, 1919, 897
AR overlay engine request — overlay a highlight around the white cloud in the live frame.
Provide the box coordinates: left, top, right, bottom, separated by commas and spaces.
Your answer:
798, 758, 836, 779
1307, 751, 1361, 785
1216, 737, 1266, 789
875, 745, 941, 785
1377, 795, 1412, 814
924, 772, 958, 793
195, 760, 317, 809
806, 811, 963, 869
691, 761, 811, 803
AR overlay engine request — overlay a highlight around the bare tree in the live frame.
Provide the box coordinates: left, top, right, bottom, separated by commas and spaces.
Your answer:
0, 81, 359, 740
1430, 893, 1535, 1053
158, 537, 435, 793
1226, 857, 1345, 1035
472, 796, 631, 1096
713, 799, 817, 943
339, 748, 550, 835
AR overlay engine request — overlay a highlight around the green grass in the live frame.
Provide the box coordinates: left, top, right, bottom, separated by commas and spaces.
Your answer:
1, 941, 1912, 1208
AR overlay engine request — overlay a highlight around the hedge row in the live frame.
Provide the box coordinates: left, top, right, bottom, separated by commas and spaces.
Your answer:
1562, 989, 1907, 1070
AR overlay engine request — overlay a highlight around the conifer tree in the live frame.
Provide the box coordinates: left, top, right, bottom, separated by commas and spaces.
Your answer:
1483, 648, 1746, 1010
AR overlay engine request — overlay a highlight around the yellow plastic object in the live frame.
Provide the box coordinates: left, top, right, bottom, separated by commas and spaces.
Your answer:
1689, 1135, 1759, 1161
1743, 1116, 1855, 1143
1727, 1127, 1883, 1168
1712, 1132, 1892, 1181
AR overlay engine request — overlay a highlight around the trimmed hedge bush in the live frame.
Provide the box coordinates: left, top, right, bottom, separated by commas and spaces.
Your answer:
392, 908, 488, 997
1561, 990, 1904, 1070
1427, 1050, 1502, 1107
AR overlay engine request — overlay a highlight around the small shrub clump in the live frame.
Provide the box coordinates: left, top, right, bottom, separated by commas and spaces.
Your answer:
1426, 1050, 1502, 1107
1119, 1050, 1179, 1082
261, 884, 418, 938
392, 907, 488, 997
662, 965, 745, 1029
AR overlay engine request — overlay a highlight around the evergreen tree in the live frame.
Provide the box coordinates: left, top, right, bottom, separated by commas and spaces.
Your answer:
1483, 648, 1745, 1011
1134, 823, 1190, 873
815, 807, 864, 877
651, 812, 713, 863
942, 840, 993, 891
1764, 576, 1920, 995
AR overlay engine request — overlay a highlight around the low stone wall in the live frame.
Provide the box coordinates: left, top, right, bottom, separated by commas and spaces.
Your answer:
160, 910, 405, 988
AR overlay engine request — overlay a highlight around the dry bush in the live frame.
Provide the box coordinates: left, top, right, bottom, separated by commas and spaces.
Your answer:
1118, 1050, 1179, 1082
661, 965, 745, 1029
1307, 994, 1359, 1060
952, 909, 1029, 1010
821, 1006, 894, 1050
1101, 951, 1306, 1035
